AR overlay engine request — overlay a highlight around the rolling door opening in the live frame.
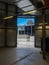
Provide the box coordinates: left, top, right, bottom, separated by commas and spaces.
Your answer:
17, 16, 35, 48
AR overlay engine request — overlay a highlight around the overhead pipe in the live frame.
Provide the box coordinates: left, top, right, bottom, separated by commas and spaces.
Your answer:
42, 0, 49, 6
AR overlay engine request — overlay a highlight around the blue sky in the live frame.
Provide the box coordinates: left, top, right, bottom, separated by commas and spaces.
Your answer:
17, 17, 35, 26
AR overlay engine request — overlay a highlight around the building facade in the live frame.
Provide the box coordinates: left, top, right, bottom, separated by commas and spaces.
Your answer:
17, 20, 35, 36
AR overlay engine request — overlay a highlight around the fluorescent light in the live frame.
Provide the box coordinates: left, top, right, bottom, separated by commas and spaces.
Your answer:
23, 10, 37, 14
38, 26, 42, 29
46, 26, 49, 28
39, 22, 47, 25
37, 26, 49, 29
4, 16, 13, 20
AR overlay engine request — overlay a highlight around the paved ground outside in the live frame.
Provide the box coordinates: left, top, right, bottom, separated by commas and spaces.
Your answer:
17, 36, 35, 48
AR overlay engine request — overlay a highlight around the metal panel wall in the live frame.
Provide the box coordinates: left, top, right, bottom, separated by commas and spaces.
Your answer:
35, 16, 43, 47
35, 26, 49, 47
35, 29, 42, 47
7, 29, 16, 46
0, 29, 5, 47
7, 18, 17, 47
35, 24, 42, 47
8, 5, 16, 12
0, 20, 5, 47
0, 2, 5, 9
0, 2, 17, 47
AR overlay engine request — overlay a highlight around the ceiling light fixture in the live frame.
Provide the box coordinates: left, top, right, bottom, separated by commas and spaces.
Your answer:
4, 16, 13, 20
23, 10, 37, 14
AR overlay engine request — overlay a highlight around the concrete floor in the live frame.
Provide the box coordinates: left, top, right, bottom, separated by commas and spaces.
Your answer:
0, 47, 33, 65
0, 47, 49, 65
13, 48, 49, 65
0, 37, 49, 65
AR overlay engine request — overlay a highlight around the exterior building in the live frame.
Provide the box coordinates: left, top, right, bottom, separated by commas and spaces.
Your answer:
17, 20, 35, 36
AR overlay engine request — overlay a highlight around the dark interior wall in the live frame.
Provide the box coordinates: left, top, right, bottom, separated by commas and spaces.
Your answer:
6, 17, 17, 47
46, 9, 49, 23
0, 17, 17, 47
35, 9, 49, 47
35, 15, 42, 25
0, 2, 17, 47
0, 2, 17, 18
35, 15, 42, 47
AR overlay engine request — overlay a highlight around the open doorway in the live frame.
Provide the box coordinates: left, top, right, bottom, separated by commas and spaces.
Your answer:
17, 16, 35, 48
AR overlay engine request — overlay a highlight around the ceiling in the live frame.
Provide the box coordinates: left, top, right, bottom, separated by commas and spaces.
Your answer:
0, 0, 47, 16
16, 0, 43, 15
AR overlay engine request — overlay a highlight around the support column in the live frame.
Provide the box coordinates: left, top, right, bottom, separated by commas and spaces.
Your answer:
27, 26, 28, 35
5, 3, 8, 47
42, 10, 46, 59
31, 25, 32, 36
24, 26, 25, 35
15, 6, 18, 47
